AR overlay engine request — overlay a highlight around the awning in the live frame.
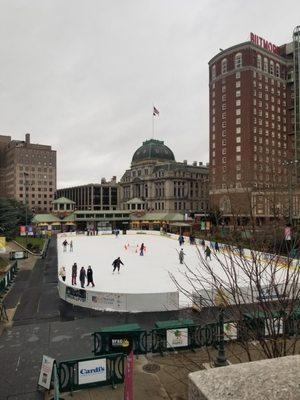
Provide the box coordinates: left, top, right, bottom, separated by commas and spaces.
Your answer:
38, 222, 48, 226
65, 222, 76, 226
51, 222, 62, 226
169, 222, 192, 227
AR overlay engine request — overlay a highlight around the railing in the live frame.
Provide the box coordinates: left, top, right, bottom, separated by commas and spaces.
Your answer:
0, 260, 18, 298
58, 353, 125, 392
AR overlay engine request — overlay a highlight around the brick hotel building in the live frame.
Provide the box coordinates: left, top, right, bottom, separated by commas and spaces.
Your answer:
209, 28, 300, 223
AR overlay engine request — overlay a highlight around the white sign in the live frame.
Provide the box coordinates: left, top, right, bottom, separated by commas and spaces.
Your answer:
38, 355, 55, 389
224, 322, 238, 341
14, 251, 25, 259
78, 358, 107, 385
166, 328, 188, 349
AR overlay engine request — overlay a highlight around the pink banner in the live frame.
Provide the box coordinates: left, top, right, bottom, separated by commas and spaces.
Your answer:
124, 351, 134, 400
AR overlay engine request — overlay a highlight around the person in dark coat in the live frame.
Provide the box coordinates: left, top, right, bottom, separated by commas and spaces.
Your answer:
62, 239, 68, 252
179, 249, 185, 264
79, 267, 86, 288
87, 266, 95, 287
201, 239, 205, 249
205, 246, 212, 261
71, 262, 77, 285
178, 235, 184, 246
112, 257, 124, 274
215, 241, 220, 252
140, 243, 145, 256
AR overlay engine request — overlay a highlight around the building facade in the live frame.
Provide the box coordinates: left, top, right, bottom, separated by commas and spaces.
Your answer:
119, 139, 209, 214
209, 29, 300, 222
55, 177, 119, 211
0, 133, 56, 213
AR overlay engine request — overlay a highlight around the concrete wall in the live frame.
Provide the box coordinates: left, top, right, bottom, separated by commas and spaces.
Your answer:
189, 355, 300, 400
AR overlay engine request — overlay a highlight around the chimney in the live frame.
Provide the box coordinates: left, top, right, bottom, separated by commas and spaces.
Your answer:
25, 133, 30, 144
193, 161, 197, 166
199, 162, 203, 166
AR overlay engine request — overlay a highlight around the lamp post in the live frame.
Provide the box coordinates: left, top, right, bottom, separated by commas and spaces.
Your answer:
214, 288, 229, 367
282, 160, 299, 226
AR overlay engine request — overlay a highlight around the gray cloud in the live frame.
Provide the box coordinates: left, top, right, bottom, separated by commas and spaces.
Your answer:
0, 0, 299, 188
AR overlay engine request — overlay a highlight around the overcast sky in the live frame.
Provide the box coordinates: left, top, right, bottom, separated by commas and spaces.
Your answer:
0, 0, 299, 188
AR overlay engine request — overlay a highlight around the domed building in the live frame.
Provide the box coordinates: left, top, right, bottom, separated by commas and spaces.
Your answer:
120, 138, 209, 217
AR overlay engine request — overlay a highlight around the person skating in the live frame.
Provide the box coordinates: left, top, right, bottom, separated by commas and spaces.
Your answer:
140, 243, 145, 256
115, 229, 119, 238
215, 241, 220, 252
112, 257, 124, 274
69, 240, 73, 252
205, 246, 212, 261
71, 262, 77, 285
86, 266, 95, 287
59, 266, 66, 282
79, 267, 86, 288
179, 248, 186, 264
178, 234, 184, 246
201, 239, 205, 249
62, 239, 68, 252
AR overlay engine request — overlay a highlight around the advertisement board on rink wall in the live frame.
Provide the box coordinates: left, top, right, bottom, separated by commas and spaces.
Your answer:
78, 358, 107, 385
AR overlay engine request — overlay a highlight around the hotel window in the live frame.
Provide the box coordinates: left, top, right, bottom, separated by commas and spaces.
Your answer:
236, 71, 241, 79
236, 164, 241, 171
222, 157, 226, 164
257, 54, 262, 70
236, 109, 241, 116
221, 58, 227, 74
236, 127, 241, 134
222, 94, 226, 101
222, 130, 226, 137
236, 136, 241, 143
222, 166, 226, 172
236, 145, 241, 152
269, 60, 274, 75
236, 118, 241, 125
265, 76, 268, 83
222, 139, 226, 146
222, 148, 226, 155
212, 65, 216, 79
264, 57, 269, 72
212, 107, 215, 114
236, 90, 241, 97
235, 52, 242, 68
236, 155, 241, 161
254, 80, 256, 87
212, 125, 215, 132
236, 99, 241, 106
212, 91, 215, 98
222, 121, 226, 128
276, 63, 280, 78
222, 103, 227, 110
236, 81, 241, 88
253, 99, 256, 105
222, 85, 226, 93
236, 173, 241, 180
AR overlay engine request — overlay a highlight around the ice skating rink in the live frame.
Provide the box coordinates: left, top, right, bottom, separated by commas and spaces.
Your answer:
57, 231, 198, 311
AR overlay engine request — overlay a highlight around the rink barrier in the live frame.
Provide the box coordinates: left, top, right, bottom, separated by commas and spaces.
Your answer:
58, 280, 179, 313
58, 353, 124, 393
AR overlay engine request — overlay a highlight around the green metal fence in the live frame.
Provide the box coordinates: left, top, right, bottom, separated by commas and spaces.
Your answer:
0, 260, 18, 297
58, 353, 125, 393
92, 323, 148, 356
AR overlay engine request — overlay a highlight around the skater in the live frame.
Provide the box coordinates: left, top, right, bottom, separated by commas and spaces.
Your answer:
215, 241, 220, 252
179, 248, 185, 264
87, 265, 95, 287
201, 239, 205, 249
71, 262, 77, 285
140, 243, 145, 256
69, 240, 73, 252
115, 229, 119, 238
112, 257, 124, 274
205, 246, 212, 261
178, 234, 184, 246
59, 266, 66, 282
79, 266, 86, 288
62, 239, 68, 252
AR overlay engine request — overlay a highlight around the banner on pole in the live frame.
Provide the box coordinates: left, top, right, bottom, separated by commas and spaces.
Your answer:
0, 237, 6, 253
38, 355, 55, 389
124, 351, 134, 400
20, 226, 26, 236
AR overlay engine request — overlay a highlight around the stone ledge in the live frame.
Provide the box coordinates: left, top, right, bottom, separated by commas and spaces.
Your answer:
189, 355, 300, 400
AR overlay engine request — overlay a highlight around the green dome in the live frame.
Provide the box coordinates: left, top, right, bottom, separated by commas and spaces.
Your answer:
132, 139, 175, 164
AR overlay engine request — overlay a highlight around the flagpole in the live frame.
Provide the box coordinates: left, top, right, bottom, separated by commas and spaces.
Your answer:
152, 105, 154, 139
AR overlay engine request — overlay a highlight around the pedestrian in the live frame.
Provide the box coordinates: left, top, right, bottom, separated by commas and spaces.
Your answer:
71, 262, 77, 285
112, 257, 124, 274
62, 239, 68, 252
215, 241, 220, 252
178, 234, 184, 246
179, 248, 185, 264
79, 267, 86, 288
140, 243, 145, 256
69, 240, 73, 252
205, 246, 212, 261
87, 266, 95, 287
59, 266, 66, 282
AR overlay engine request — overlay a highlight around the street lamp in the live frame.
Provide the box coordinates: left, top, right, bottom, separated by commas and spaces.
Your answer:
214, 287, 229, 367
282, 160, 299, 226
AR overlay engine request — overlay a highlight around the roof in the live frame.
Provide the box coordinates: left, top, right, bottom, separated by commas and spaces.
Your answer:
130, 212, 191, 222
131, 139, 175, 165
52, 197, 75, 205
63, 213, 76, 222
32, 214, 61, 223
